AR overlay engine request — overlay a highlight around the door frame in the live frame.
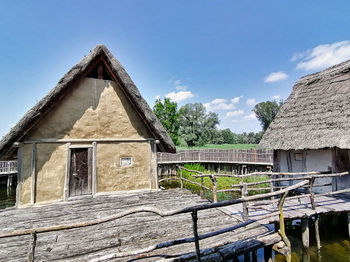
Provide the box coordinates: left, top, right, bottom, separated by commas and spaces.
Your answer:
64, 143, 97, 200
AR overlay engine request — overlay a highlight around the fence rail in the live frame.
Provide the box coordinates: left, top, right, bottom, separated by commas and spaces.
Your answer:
157, 149, 273, 164
0, 161, 17, 175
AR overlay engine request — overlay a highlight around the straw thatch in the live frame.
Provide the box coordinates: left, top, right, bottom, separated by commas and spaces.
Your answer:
0, 45, 175, 158
260, 59, 350, 150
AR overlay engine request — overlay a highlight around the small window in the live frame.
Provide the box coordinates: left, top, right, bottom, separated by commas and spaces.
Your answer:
120, 157, 133, 167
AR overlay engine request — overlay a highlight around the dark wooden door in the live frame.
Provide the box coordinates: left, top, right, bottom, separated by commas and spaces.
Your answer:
334, 148, 350, 191
69, 148, 92, 197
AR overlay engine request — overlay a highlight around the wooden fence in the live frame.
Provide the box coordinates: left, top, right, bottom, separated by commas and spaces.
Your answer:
157, 149, 273, 164
0, 161, 17, 175
159, 167, 350, 254
0, 180, 308, 262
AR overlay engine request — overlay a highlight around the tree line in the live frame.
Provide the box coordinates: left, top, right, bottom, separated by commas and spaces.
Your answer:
153, 98, 283, 147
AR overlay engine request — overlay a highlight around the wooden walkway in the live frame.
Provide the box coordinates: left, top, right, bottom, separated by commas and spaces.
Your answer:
0, 189, 281, 261
224, 193, 350, 224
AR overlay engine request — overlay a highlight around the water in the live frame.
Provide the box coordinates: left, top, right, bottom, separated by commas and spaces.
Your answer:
278, 214, 350, 262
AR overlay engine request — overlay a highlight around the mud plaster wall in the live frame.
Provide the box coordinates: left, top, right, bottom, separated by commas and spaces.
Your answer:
20, 78, 155, 205
19, 144, 32, 205
97, 142, 152, 192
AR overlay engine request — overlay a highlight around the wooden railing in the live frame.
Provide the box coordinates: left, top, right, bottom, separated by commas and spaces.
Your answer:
0, 181, 310, 262
160, 167, 350, 256
0, 161, 17, 175
157, 149, 273, 164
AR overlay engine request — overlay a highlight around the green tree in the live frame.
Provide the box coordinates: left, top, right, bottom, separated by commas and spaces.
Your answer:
153, 98, 180, 145
221, 128, 235, 144
253, 100, 283, 131
178, 103, 219, 147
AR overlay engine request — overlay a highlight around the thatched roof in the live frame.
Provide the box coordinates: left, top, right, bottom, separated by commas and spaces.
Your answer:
0, 45, 175, 158
260, 59, 350, 150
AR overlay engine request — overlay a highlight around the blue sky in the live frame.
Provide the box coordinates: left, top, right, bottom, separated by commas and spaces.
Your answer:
1, 1, 350, 137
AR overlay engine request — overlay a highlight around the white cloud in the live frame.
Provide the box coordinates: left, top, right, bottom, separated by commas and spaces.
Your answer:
243, 113, 257, 120
292, 41, 350, 71
176, 85, 187, 91
272, 95, 280, 100
226, 110, 244, 117
246, 98, 257, 107
155, 95, 161, 100
231, 96, 242, 104
165, 91, 194, 103
204, 97, 242, 111
264, 71, 288, 83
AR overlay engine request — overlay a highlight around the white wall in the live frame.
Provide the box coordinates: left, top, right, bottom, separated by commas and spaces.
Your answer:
277, 149, 332, 193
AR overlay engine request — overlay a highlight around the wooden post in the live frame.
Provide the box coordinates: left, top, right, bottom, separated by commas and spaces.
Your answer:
180, 168, 183, 189
348, 212, 350, 241
211, 175, 218, 203
16, 146, 23, 207
92, 142, 97, 195
278, 191, 291, 262
264, 245, 272, 262
27, 231, 37, 262
241, 183, 249, 221
31, 143, 37, 205
252, 250, 258, 262
301, 218, 309, 251
6, 175, 10, 197
309, 177, 321, 251
191, 210, 202, 262
244, 253, 250, 262
200, 177, 204, 197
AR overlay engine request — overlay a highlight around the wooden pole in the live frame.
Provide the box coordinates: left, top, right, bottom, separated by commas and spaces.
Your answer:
348, 212, 350, 241
27, 231, 37, 262
211, 175, 218, 203
31, 143, 37, 205
191, 210, 202, 262
252, 250, 258, 262
264, 245, 272, 262
309, 177, 321, 251
278, 191, 291, 262
301, 218, 309, 251
180, 168, 183, 189
6, 175, 10, 197
241, 183, 249, 221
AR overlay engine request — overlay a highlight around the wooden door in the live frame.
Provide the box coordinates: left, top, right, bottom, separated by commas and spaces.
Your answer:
333, 148, 350, 191
69, 148, 92, 197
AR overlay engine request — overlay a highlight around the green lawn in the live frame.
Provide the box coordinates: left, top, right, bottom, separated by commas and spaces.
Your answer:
176, 144, 258, 151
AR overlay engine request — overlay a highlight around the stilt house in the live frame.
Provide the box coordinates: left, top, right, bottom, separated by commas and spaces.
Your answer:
0, 45, 175, 207
259, 59, 350, 192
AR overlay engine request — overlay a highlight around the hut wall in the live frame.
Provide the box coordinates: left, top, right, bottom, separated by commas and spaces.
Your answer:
18, 78, 156, 206
278, 149, 332, 193
96, 142, 152, 192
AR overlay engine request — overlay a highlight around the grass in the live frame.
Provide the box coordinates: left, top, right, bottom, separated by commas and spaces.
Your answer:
176, 144, 258, 151
167, 163, 269, 201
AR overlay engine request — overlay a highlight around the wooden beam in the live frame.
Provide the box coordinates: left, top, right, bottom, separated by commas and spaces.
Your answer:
31, 143, 37, 205
16, 147, 23, 207
92, 142, 97, 195
97, 64, 103, 79
64, 143, 71, 200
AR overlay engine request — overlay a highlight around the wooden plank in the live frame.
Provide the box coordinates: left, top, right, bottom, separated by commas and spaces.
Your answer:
64, 143, 71, 200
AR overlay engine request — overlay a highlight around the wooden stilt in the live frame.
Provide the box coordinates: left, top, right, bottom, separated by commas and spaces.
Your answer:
314, 215, 321, 250
347, 212, 350, 241
264, 245, 272, 262
244, 252, 250, 262
6, 175, 10, 197
302, 218, 309, 251
252, 250, 258, 262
